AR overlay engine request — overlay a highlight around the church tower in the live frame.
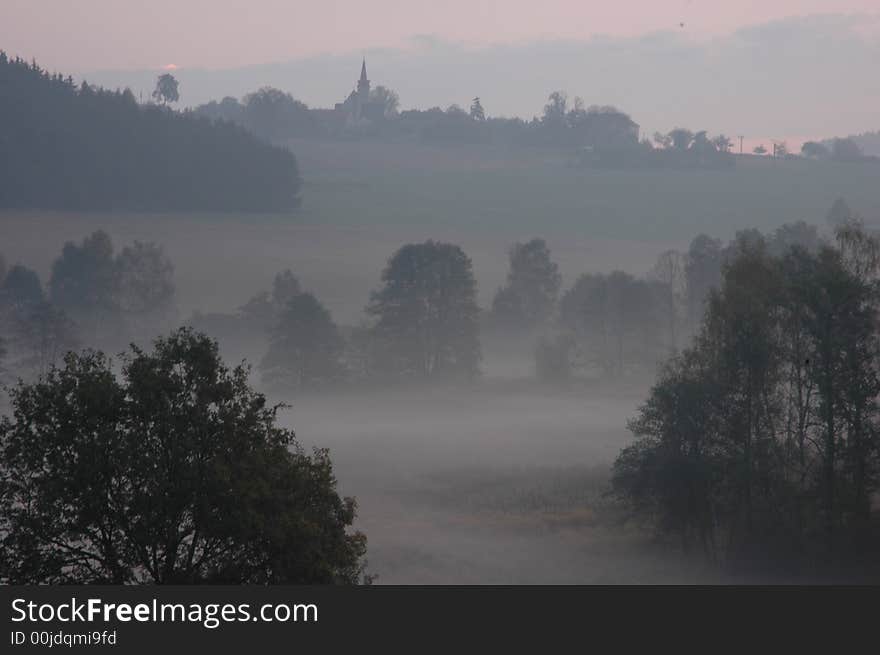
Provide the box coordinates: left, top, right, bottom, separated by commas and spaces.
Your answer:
357, 58, 370, 104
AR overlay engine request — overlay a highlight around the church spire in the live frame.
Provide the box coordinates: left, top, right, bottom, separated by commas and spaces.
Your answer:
357, 57, 370, 98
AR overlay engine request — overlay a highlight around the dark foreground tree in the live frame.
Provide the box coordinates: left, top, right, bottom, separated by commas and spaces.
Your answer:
0, 328, 367, 584
368, 241, 481, 379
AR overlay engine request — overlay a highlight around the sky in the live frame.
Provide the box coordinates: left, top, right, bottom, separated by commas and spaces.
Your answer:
2, 1, 877, 71
2, 2, 878, 141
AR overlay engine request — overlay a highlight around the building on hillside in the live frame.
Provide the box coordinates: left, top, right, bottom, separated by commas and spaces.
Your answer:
334, 59, 386, 127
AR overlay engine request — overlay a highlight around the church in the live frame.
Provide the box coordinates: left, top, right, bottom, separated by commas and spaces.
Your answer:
334, 59, 386, 126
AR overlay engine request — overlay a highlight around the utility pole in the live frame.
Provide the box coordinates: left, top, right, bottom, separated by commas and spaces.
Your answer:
738, 135, 744, 154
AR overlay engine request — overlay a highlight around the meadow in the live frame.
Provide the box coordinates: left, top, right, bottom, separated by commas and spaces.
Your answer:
3, 140, 879, 582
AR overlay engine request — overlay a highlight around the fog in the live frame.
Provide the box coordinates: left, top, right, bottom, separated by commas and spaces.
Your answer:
3, 9, 880, 585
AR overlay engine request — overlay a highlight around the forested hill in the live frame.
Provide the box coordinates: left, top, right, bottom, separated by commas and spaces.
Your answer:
0, 53, 301, 212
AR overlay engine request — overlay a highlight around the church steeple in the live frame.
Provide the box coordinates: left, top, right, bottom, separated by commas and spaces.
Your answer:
357, 58, 370, 98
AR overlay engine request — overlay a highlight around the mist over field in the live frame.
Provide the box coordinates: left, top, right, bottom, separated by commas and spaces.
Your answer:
3, 4, 880, 586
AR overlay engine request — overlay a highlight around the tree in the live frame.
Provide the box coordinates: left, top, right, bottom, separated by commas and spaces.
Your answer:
48, 230, 120, 345
470, 97, 486, 121
152, 73, 180, 105
830, 137, 863, 162
0, 264, 44, 313
684, 234, 723, 334
826, 197, 855, 229
653, 131, 672, 149
0, 328, 368, 584
753, 144, 767, 155
712, 134, 733, 153
369, 85, 400, 118
768, 221, 821, 257
241, 269, 303, 330
8, 301, 79, 379
651, 250, 686, 352
668, 128, 694, 151
241, 87, 318, 141
560, 271, 661, 376
115, 241, 176, 334
490, 238, 562, 329
542, 91, 568, 127
261, 292, 345, 390
613, 224, 880, 568
801, 141, 829, 159
367, 241, 481, 379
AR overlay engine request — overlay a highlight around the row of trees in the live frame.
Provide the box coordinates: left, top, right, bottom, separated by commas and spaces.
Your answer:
0, 231, 175, 383
0, 54, 302, 211
195, 85, 644, 152
612, 218, 880, 572
195, 85, 402, 141
7, 211, 850, 396
801, 137, 876, 164
207, 241, 482, 390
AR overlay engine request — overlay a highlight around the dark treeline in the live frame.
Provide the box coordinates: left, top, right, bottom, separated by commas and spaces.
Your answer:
613, 214, 880, 575
195, 86, 736, 169
801, 135, 879, 164
0, 54, 301, 211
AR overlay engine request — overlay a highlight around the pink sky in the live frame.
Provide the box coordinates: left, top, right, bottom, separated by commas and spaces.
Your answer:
1, 0, 877, 71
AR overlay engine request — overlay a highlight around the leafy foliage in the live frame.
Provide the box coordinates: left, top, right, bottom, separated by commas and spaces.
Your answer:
490, 239, 562, 329
613, 224, 880, 568
0, 328, 367, 584
367, 241, 481, 379
261, 292, 345, 390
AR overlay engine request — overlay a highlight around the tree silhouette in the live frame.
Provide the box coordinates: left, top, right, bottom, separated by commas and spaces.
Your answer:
0, 328, 368, 584
0, 53, 301, 211
490, 238, 561, 329
152, 72, 180, 105
368, 241, 481, 379
261, 291, 345, 390
470, 97, 486, 121
614, 224, 880, 567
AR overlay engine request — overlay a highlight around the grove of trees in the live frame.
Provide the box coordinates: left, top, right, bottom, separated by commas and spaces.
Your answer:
0, 54, 302, 211
0, 231, 175, 383
613, 219, 880, 572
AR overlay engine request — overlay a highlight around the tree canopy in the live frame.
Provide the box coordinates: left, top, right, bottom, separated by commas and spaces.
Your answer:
613, 224, 880, 570
0, 328, 367, 584
367, 241, 481, 379
0, 53, 302, 211
491, 238, 561, 329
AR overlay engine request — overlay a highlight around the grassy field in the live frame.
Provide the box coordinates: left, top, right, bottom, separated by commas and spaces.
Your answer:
289, 138, 880, 241
3, 141, 880, 582
3, 140, 878, 327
